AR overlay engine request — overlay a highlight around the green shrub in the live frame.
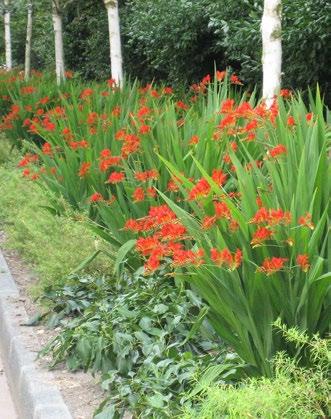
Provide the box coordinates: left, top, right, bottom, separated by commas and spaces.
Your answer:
182, 328, 330, 418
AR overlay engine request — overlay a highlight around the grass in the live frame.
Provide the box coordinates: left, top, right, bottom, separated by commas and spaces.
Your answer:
0, 139, 112, 298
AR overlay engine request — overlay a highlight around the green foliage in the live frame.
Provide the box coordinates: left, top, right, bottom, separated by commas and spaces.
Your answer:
0, 153, 112, 297
206, 0, 331, 101
122, 0, 224, 85
182, 328, 330, 418
1, 0, 329, 100
121, 0, 331, 100
39, 271, 225, 418
158, 90, 330, 376
2, 72, 329, 377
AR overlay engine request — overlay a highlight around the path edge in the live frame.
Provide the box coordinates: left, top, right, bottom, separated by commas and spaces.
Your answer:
0, 250, 73, 419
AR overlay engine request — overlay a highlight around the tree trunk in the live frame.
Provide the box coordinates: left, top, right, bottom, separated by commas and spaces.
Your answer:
52, 0, 65, 85
104, 0, 123, 86
24, 2, 33, 80
261, 0, 282, 108
4, 0, 12, 70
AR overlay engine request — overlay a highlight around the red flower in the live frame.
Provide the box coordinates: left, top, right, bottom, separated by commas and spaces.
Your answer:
244, 119, 258, 131
268, 209, 291, 225
163, 87, 173, 95
139, 124, 151, 134
189, 135, 199, 145
216, 70, 226, 81
258, 257, 288, 275
69, 140, 89, 150
296, 254, 310, 272
214, 201, 231, 220
172, 249, 204, 267
176, 101, 189, 111
21, 86, 36, 95
219, 114, 236, 129
107, 78, 116, 87
251, 227, 273, 246
210, 248, 242, 270
188, 178, 211, 200
39, 96, 49, 105
132, 187, 145, 202
42, 142, 52, 156
148, 205, 176, 224
78, 162, 91, 177
107, 172, 125, 184
298, 213, 314, 230
280, 89, 291, 98
135, 169, 159, 182
230, 74, 243, 85
80, 88, 94, 99
250, 207, 291, 226
306, 113, 313, 122
124, 219, 141, 232
90, 192, 103, 202
87, 112, 98, 125
287, 116, 295, 127
220, 99, 235, 114
268, 144, 287, 158
136, 236, 160, 256
202, 216, 216, 230
211, 169, 227, 187
160, 223, 186, 240
121, 134, 141, 158
137, 106, 151, 118
146, 187, 157, 198
112, 106, 121, 117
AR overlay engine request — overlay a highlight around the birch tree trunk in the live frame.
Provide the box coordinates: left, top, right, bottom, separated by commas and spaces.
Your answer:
104, 0, 123, 86
24, 1, 33, 80
4, 0, 12, 70
261, 0, 282, 108
52, 0, 65, 85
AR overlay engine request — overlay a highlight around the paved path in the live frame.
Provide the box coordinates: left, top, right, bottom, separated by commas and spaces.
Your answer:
0, 355, 17, 418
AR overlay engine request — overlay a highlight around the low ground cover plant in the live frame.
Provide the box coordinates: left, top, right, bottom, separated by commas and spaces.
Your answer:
39, 271, 226, 418
0, 143, 112, 296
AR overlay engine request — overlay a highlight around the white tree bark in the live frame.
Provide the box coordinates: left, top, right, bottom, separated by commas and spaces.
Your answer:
52, 0, 65, 85
24, 1, 33, 80
4, 0, 12, 70
261, 0, 282, 108
104, 0, 123, 86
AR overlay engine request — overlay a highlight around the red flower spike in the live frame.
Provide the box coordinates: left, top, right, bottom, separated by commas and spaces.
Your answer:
296, 254, 310, 272
287, 116, 295, 126
251, 227, 273, 246
298, 213, 315, 230
211, 169, 227, 187
90, 192, 103, 202
107, 172, 125, 184
268, 144, 287, 158
258, 257, 288, 275
132, 187, 145, 202
188, 178, 211, 201
214, 201, 231, 220
202, 216, 216, 230
78, 162, 91, 177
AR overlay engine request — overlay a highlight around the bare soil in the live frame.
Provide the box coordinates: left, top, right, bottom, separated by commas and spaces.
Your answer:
0, 231, 105, 419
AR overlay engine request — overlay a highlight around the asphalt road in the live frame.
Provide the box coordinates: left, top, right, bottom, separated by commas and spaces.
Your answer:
0, 355, 17, 418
